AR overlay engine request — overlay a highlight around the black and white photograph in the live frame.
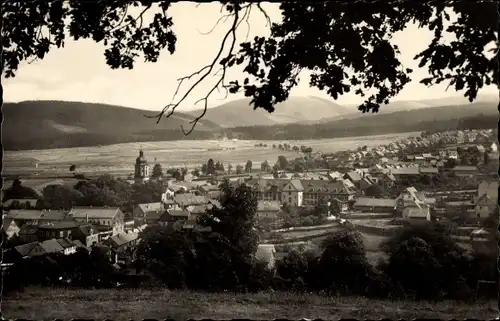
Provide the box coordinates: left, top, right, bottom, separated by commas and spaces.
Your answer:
1, 1, 499, 319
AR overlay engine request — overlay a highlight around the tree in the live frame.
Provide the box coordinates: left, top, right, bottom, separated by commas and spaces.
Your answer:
276, 249, 309, 291
329, 199, 342, 216
312, 197, 329, 220
137, 225, 195, 289
245, 160, 253, 173
201, 163, 208, 175
276, 156, 289, 171
235, 164, 244, 174
170, 168, 182, 181
130, 181, 164, 205
42, 184, 84, 210
444, 158, 458, 169
364, 184, 385, 198
207, 158, 215, 175
69, 164, 77, 173
3, 179, 41, 202
196, 180, 259, 290
318, 228, 374, 295
152, 164, 164, 179
3, 2, 496, 133
382, 223, 472, 299
227, 163, 233, 174
260, 160, 271, 173
74, 182, 121, 208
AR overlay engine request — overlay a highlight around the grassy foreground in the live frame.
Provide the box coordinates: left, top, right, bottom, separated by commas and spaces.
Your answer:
2, 287, 498, 320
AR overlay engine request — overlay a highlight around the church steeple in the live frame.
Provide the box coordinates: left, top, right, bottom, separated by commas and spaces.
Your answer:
134, 150, 150, 183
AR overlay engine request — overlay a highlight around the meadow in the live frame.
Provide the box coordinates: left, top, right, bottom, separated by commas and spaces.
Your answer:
3, 287, 497, 320
3, 132, 420, 178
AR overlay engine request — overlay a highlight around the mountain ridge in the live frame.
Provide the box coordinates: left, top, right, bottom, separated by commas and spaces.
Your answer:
2, 97, 497, 151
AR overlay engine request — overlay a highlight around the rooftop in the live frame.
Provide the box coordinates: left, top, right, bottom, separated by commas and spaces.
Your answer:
68, 207, 121, 219
354, 197, 397, 208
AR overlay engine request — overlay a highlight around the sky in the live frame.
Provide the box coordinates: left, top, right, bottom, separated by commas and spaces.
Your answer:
2, 2, 498, 112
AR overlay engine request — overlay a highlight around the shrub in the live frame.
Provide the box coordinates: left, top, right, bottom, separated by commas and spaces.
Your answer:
317, 228, 375, 296
382, 223, 473, 300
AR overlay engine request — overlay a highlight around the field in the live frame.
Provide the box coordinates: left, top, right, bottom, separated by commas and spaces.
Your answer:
3, 287, 497, 320
3, 132, 420, 178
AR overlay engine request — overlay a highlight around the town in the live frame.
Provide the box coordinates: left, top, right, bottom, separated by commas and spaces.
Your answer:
2, 128, 498, 303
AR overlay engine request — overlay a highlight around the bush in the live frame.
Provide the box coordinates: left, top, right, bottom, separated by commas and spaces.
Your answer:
382, 223, 473, 300
317, 228, 375, 296
276, 250, 309, 292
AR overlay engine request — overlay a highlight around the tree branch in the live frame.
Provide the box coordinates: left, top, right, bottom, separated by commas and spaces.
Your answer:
147, 3, 268, 135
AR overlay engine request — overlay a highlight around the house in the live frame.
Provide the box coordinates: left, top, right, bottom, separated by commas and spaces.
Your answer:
2, 218, 21, 240
14, 241, 46, 259
256, 200, 282, 220
158, 209, 191, 227
419, 167, 439, 177
300, 179, 355, 211
391, 167, 420, 180
490, 142, 498, 152
162, 198, 177, 210
379, 173, 396, 189
396, 187, 431, 212
68, 207, 125, 235
37, 220, 82, 241
173, 193, 209, 210
4, 209, 67, 226
477, 179, 499, 202
71, 223, 101, 247
255, 244, 277, 271
133, 202, 165, 225
358, 176, 375, 192
198, 184, 220, 197
353, 197, 397, 213
281, 179, 304, 206
474, 194, 498, 219
343, 171, 363, 187
39, 239, 65, 255
56, 238, 77, 255
161, 186, 177, 202
402, 206, 431, 221
248, 179, 289, 203
452, 166, 477, 178
186, 204, 213, 221
105, 231, 139, 253
18, 225, 39, 243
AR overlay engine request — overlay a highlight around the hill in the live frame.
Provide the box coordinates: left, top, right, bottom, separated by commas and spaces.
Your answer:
2, 98, 497, 151
329, 95, 499, 122
224, 101, 498, 140
186, 96, 351, 127
2, 100, 220, 150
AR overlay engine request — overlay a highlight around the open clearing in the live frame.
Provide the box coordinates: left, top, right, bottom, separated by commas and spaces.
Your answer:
3, 132, 419, 177
3, 287, 496, 320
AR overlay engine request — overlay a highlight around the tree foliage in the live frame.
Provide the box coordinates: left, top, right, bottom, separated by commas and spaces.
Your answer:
137, 225, 195, 289
2, 1, 496, 133
245, 160, 253, 173
42, 184, 84, 209
152, 164, 163, 179
2, 179, 41, 202
319, 228, 374, 295
382, 223, 472, 299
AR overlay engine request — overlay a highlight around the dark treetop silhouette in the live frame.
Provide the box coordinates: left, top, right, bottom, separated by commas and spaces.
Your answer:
2, 1, 497, 133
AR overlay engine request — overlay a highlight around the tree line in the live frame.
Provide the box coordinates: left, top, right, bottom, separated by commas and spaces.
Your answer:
2, 176, 164, 220
4, 180, 498, 301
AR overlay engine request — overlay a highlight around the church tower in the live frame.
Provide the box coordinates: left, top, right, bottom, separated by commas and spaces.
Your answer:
134, 150, 150, 184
